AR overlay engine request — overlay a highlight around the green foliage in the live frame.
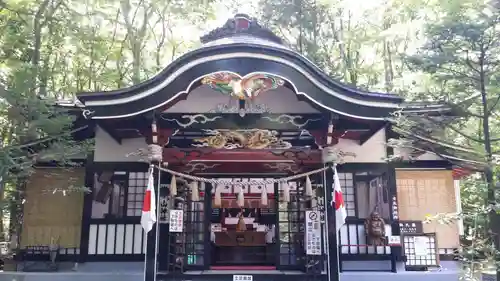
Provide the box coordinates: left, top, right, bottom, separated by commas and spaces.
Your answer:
394, 2, 500, 278
0, 0, 220, 241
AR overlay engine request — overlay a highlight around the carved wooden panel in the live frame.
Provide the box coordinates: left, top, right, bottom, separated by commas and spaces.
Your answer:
395, 170, 459, 249
21, 168, 85, 248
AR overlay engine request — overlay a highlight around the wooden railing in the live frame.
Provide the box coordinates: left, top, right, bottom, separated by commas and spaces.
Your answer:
339, 220, 392, 255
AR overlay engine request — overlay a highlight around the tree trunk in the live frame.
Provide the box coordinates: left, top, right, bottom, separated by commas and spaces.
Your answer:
382, 43, 393, 90
478, 46, 499, 279
132, 41, 141, 84
120, 0, 152, 85
0, 181, 4, 241
31, 0, 51, 95
9, 180, 26, 250
382, 10, 394, 92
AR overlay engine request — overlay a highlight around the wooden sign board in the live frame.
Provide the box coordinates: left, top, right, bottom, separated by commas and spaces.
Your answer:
233, 275, 253, 281
388, 235, 402, 246
159, 196, 169, 224
169, 210, 184, 232
398, 221, 423, 234
305, 210, 322, 255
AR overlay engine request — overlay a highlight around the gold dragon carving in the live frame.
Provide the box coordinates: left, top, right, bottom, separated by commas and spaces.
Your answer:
193, 129, 292, 149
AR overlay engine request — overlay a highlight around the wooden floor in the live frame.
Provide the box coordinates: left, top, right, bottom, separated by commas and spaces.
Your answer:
212, 245, 275, 266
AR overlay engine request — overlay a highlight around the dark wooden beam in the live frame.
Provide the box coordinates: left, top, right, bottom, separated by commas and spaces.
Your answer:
157, 113, 328, 130
167, 161, 320, 175
393, 160, 452, 169
72, 116, 95, 141
162, 148, 322, 165
309, 130, 329, 146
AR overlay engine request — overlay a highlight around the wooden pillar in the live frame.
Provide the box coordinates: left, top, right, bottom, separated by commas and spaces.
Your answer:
273, 181, 281, 268
387, 164, 404, 271
145, 117, 164, 281
324, 165, 340, 281
79, 153, 94, 263
386, 124, 405, 271
157, 173, 171, 272
203, 183, 213, 269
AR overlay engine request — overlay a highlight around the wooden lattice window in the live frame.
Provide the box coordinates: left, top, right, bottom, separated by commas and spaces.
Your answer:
403, 233, 439, 270
338, 173, 356, 217
127, 172, 148, 217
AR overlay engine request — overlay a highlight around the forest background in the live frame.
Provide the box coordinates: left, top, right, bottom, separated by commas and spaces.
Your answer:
0, 0, 498, 279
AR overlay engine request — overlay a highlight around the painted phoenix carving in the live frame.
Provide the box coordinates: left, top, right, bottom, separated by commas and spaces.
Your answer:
201, 72, 285, 100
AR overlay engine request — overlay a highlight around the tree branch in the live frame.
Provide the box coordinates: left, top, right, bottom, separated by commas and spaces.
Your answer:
393, 125, 485, 156
487, 93, 500, 116
3, 126, 88, 152
465, 50, 481, 74
94, 9, 121, 77
416, 116, 486, 144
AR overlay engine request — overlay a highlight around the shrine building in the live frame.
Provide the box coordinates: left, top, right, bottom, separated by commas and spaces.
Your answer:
10, 14, 466, 281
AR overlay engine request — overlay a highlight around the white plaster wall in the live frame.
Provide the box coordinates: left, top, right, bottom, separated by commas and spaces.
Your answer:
94, 126, 148, 162
334, 128, 387, 163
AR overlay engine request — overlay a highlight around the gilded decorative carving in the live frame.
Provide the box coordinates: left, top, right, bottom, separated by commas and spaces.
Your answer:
208, 103, 271, 114
192, 129, 292, 149
263, 163, 302, 173
270, 150, 315, 162
262, 114, 321, 128
161, 114, 222, 128
183, 163, 220, 173
201, 72, 285, 100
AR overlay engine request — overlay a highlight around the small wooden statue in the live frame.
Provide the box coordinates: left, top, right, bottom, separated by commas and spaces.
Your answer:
364, 211, 386, 246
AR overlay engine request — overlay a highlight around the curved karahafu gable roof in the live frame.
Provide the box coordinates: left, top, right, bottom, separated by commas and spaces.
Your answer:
75, 14, 451, 121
